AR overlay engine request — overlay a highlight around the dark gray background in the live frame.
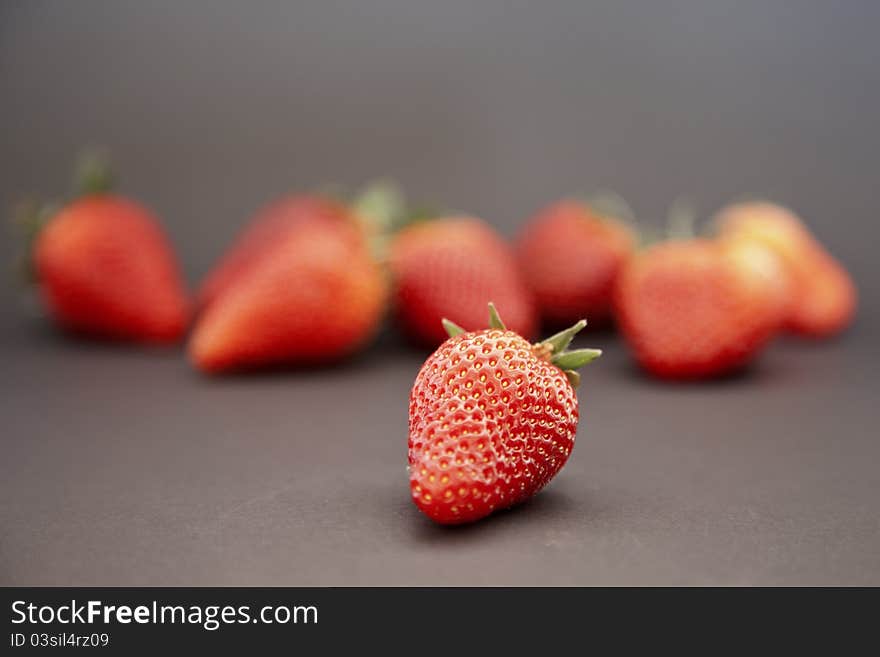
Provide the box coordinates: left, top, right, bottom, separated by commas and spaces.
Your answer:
1, 0, 878, 585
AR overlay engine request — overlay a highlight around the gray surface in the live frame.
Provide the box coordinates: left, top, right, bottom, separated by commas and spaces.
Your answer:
1, 322, 878, 585
1, 1, 879, 585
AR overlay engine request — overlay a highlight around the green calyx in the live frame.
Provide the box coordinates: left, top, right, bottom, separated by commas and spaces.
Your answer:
576, 190, 658, 249
350, 179, 407, 236
541, 319, 586, 353
442, 318, 465, 338
666, 196, 698, 240
348, 180, 407, 263
10, 149, 115, 284
536, 320, 602, 387
441, 303, 504, 339
73, 149, 115, 196
441, 303, 601, 388
348, 180, 449, 262
487, 302, 506, 330
10, 199, 58, 283
579, 190, 636, 225
349, 179, 447, 236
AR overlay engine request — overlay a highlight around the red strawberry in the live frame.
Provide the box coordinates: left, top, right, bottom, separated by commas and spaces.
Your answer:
197, 195, 353, 309
718, 234, 794, 330
390, 217, 536, 347
614, 239, 783, 379
516, 198, 636, 327
409, 303, 601, 524
189, 216, 388, 372
716, 201, 857, 338
25, 154, 190, 343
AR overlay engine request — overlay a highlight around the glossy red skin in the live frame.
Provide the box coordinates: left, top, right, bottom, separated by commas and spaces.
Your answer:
34, 195, 190, 343
716, 202, 857, 338
197, 195, 355, 309
614, 240, 780, 380
517, 200, 635, 327
409, 329, 578, 524
189, 220, 388, 372
390, 217, 537, 347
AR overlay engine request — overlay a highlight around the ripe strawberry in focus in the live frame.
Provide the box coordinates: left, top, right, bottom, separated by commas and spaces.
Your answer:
409, 304, 601, 524
189, 215, 388, 372
716, 201, 857, 338
24, 153, 190, 343
516, 198, 636, 327
196, 195, 358, 309
390, 217, 536, 347
614, 239, 782, 380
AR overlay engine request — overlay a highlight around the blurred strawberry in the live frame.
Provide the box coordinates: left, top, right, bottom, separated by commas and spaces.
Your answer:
198, 181, 403, 311
389, 216, 536, 347
716, 201, 857, 338
21, 152, 190, 343
189, 207, 388, 373
516, 197, 636, 327
718, 234, 794, 330
197, 195, 356, 309
614, 238, 782, 379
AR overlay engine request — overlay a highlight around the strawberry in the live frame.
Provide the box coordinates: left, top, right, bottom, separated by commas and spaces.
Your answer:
718, 234, 794, 331
189, 213, 388, 372
408, 303, 601, 524
23, 153, 190, 343
516, 198, 636, 327
389, 217, 537, 347
614, 239, 782, 379
716, 201, 857, 338
197, 195, 354, 309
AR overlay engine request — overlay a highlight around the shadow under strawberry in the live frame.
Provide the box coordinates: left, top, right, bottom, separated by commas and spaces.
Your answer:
14, 314, 185, 358
189, 346, 389, 382
616, 355, 801, 389
407, 487, 584, 542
